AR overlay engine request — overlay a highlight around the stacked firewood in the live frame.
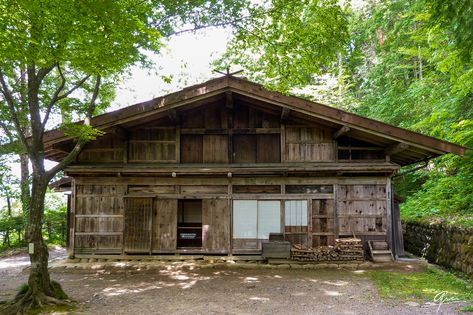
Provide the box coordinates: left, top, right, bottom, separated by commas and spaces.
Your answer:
291, 238, 364, 262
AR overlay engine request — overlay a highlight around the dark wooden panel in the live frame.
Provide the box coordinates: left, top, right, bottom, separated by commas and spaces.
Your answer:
256, 134, 280, 163
180, 108, 205, 128
232, 185, 281, 194
128, 185, 176, 194
204, 104, 226, 129
180, 134, 203, 163
180, 185, 228, 194
286, 185, 333, 194
152, 199, 177, 252
203, 135, 228, 163
202, 199, 229, 253
233, 135, 256, 163
124, 198, 152, 253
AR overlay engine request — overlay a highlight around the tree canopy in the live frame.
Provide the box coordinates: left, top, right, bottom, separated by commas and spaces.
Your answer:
0, 1, 248, 313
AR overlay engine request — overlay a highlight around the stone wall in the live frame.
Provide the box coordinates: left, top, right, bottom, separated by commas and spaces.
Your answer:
403, 221, 473, 275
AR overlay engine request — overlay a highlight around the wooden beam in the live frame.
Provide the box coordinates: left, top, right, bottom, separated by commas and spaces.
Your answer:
51, 142, 74, 153
109, 125, 129, 140
167, 108, 180, 124
385, 142, 409, 156
333, 126, 350, 139
225, 91, 233, 109
280, 107, 291, 123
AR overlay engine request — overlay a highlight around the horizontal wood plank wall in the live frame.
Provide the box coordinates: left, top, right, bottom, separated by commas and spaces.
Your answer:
74, 184, 125, 254
77, 133, 124, 163
285, 126, 335, 162
202, 199, 229, 253
336, 184, 388, 238
128, 127, 177, 162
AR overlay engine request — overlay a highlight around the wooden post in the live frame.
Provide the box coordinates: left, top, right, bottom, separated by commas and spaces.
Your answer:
386, 178, 393, 251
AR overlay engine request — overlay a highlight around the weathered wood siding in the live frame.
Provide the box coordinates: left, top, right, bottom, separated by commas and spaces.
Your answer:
74, 184, 125, 254
336, 184, 387, 237
202, 199, 229, 253
124, 197, 152, 253
285, 126, 335, 162
152, 199, 177, 252
77, 133, 124, 163
128, 127, 177, 162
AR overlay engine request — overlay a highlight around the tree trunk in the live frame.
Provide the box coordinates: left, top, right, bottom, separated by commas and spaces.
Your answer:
27, 175, 53, 301
20, 152, 30, 214
8, 173, 68, 312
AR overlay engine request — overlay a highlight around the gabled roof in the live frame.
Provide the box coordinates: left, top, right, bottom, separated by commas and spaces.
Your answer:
44, 75, 467, 166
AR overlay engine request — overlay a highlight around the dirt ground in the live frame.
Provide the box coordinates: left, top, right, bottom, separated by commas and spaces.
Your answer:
0, 249, 468, 314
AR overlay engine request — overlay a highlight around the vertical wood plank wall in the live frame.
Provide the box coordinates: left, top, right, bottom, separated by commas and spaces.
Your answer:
74, 184, 125, 254
336, 184, 388, 239
152, 199, 177, 253
202, 199, 230, 253
71, 178, 390, 256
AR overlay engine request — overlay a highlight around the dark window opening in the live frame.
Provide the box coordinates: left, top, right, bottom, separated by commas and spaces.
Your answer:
177, 200, 202, 248
285, 185, 334, 194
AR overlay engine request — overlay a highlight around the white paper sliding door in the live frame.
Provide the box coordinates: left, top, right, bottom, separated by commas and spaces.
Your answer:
233, 200, 281, 251
257, 201, 280, 239
233, 200, 258, 239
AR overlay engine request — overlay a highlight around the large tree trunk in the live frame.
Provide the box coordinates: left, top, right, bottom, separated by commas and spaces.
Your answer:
20, 153, 30, 214
6, 174, 68, 313
27, 174, 52, 300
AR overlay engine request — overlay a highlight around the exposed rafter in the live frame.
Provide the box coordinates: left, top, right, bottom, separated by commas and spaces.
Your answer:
225, 91, 233, 109
280, 107, 291, 123
333, 126, 350, 139
385, 142, 409, 156
167, 108, 180, 124
109, 125, 129, 140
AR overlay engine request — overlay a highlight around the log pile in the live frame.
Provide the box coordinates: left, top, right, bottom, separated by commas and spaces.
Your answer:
291, 238, 364, 262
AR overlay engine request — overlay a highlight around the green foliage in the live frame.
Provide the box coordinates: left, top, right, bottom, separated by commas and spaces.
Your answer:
339, 0, 473, 225
217, 0, 349, 92
369, 267, 473, 303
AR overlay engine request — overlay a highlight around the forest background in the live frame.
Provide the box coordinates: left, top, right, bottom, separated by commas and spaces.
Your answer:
1, 0, 472, 251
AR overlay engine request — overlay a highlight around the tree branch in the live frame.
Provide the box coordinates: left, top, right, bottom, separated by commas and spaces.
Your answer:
56, 75, 90, 102
0, 70, 29, 150
46, 75, 101, 179
41, 64, 66, 133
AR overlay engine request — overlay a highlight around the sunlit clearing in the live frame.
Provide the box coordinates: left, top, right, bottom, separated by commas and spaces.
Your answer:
353, 270, 366, 274
0, 256, 30, 269
102, 285, 161, 297
323, 289, 342, 296
291, 292, 306, 297
249, 297, 270, 302
181, 280, 197, 289
274, 275, 282, 279
244, 277, 260, 283
309, 279, 319, 283
323, 280, 348, 286
113, 262, 127, 268
172, 274, 190, 281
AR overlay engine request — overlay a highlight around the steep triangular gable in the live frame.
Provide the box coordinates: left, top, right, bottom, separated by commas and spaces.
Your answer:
43, 76, 467, 165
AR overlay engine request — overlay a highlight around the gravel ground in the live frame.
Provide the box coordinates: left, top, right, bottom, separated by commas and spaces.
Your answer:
0, 250, 468, 314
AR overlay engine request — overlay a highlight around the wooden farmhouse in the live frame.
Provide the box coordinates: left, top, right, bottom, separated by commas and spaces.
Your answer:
44, 76, 466, 259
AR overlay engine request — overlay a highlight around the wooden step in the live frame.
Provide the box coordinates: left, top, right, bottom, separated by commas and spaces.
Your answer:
372, 250, 392, 255
372, 241, 389, 250
372, 254, 393, 262
368, 241, 393, 262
